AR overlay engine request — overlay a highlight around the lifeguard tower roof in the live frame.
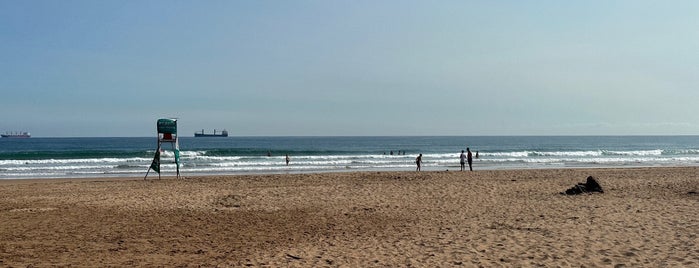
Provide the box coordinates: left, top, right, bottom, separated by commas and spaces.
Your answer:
157, 118, 177, 134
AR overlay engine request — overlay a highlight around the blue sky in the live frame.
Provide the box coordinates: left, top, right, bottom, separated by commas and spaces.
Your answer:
1, 1, 698, 137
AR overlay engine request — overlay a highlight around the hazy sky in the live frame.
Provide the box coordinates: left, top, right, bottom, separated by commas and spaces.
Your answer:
1, 1, 698, 137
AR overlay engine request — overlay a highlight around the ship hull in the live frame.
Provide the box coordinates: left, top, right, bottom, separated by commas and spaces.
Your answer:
1, 135, 31, 138
1, 132, 31, 138
194, 133, 228, 137
194, 129, 228, 137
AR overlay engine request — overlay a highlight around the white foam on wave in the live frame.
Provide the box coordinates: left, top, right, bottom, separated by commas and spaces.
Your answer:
530, 151, 603, 157
602, 149, 663, 156
667, 149, 699, 155
185, 155, 244, 161
483, 151, 529, 158
4, 148, 699, 179
0, 157, 150, 166
159, 150, 207, 158
4, 165, 115, 171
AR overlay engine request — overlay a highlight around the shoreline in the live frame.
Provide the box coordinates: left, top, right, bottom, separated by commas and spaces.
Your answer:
4, 135, 699, 180
1, 167, 698, 266
3, 163, 699, 181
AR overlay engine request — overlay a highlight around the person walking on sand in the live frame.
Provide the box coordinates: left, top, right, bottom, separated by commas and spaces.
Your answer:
460, 150, 467, 171
285, 154, 290, 166
467, 148, 473, 171
415, 154, 423, 171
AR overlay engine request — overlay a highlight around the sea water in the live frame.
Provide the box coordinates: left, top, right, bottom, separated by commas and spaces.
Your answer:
1, 136, 698, 179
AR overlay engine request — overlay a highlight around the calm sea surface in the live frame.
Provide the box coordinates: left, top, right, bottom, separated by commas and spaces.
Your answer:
1, 136, 698, 179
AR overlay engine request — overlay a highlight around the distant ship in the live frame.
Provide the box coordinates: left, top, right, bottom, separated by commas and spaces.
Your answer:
1, 131, 31, 138
194, 129, 228, 137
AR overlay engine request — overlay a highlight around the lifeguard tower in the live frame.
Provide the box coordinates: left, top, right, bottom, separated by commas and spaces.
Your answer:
144, 118, 181, 179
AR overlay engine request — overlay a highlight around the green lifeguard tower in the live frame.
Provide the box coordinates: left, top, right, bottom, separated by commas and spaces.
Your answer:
144, 118, 181, 179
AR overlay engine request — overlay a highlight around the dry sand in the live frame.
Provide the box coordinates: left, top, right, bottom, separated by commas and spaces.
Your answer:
1, 167, 697, 267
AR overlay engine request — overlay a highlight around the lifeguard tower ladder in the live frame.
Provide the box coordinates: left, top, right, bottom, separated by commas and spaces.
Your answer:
144, 118, 181, 179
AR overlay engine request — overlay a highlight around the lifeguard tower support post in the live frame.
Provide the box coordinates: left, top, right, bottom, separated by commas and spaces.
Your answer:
144, 118, 181, 179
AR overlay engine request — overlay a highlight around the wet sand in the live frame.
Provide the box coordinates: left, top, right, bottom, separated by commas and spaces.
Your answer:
1, 167, 698, 267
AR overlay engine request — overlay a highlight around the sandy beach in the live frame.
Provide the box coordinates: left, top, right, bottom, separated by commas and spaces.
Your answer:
1, 167, 697, 267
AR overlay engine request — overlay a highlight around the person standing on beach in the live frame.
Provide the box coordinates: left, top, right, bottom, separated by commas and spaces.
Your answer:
467, 148, 473, 171
416, 154, 423, 171
285, 154, 290, 166
460, 150, 467, 171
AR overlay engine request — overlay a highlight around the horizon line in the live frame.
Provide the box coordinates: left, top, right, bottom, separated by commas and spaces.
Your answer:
9, 134, 699, 139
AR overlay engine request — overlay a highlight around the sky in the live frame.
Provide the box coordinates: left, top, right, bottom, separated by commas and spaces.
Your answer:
1, 1, 698, 137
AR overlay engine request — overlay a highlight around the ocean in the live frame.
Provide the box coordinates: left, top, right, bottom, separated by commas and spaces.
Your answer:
1, 136, 698, 179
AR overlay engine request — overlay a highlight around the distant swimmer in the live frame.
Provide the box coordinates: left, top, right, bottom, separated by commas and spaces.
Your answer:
460, 150, 467, 171
416, 154, 423, 171
476, 151, 479, 159
285, 154, 290, 166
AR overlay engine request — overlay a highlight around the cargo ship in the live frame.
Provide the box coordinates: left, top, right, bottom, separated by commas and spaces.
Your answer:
194, 129, 228, 137
1, 131, 31, 138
